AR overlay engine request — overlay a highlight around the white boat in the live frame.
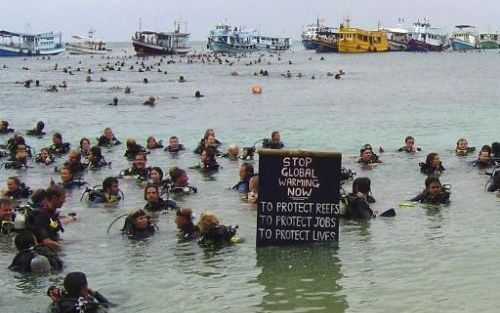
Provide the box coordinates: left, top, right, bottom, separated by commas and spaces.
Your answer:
451, 25, 478, 51
207, 22, 291, 53
0, 30, 64, 56
65, 30, 110, 55
382, 28, 409, 51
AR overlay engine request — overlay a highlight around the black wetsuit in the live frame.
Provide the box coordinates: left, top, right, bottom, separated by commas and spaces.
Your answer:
179, 223, 200, 241
0, 128, 14, 134
9, 245, 63, 272
121, 218, 155, 239
124, 145, 146, 160
144, 198, 178, 212
59, 180, 87, 190
199, 225, 237, 246
169, 184, 197, 195
419, 163, 445, 176
342, 193, 375, 220
3, 160, 28, 169
87, 189, 121, 204
470, 159, 495, 169
398, 146, 422, 152
54, 291, 109, 313
410, 190, 450, 205
262, 139, 284, 149
25, 206, 63, 243
164, 144, 185, 153
122, 166, 151, 182
26, 129, 45, 136
97, 136, 121, 147
3, 184, 31, 199
357, 154, 381, 164
63, 161, 87, 175
34, 154, 55, 165
456, 147, 476, 156
49, 143, 71, 155
87, 158, 109, 169
193, 139, 222, 154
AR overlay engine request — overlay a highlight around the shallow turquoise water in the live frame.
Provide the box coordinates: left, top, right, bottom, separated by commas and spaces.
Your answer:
0, 42, 499, 312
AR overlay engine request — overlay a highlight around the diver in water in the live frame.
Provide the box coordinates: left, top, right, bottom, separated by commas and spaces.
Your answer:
470, 147, 495, 169
197, 211, 238, 246
34, 148, 55, 165
455, 138, 475, 156
121, 209, 156, 239
79, 138, 91, 159
193, 129, 222, 154
57, 167, 87, 190
124, 139, 147, 160
0, 197, 15, 234
164, 136, 185, 153
121, 152, 151, 182
147, 167, 170, 194
146, 136, 163, 150
221, 144, 240, 160
9, 230, 63, 273
87, 146, 109, 169
419, 153, 445, 176
3, 144, 29, 169
247, 175, 259, 204
26, 121, 46, 137
262, 131, 284, 149
191, 147, 220, 171
169, 167, 197, 195
341, 177, 376, 220
85, 177, 122, 205
49, 132, 70, 156
397, 135, 421, 153
0, 120, 14, 134
48, 272, 110, 313
175, 208, 199, 241
232, 163, 254, 193
1, 176, 32, 200
143, 185, 178, 212
25, 186, 66, 250
410, 176, 451, 205
357, 144, 382, 165
97, 127, 121, 147
62, 151, 87, 175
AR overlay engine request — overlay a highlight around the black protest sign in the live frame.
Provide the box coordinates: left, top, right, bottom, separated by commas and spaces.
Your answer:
257, 149, 341, 247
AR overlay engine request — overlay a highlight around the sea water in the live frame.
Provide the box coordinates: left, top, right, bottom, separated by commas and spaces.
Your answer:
0, 42, 499, 312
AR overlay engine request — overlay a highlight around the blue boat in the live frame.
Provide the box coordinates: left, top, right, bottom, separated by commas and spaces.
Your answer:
301, 18, 335, 50
451, 25, 478, 51
0, 30, 64, 57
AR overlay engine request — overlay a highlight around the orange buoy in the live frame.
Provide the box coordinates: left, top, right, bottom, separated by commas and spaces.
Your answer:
252, 84, 262, 94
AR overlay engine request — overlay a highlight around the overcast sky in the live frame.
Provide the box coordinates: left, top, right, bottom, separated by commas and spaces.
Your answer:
1, 0, 499, 41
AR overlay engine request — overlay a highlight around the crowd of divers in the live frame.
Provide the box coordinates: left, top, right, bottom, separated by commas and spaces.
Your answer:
0, 119, 499, 312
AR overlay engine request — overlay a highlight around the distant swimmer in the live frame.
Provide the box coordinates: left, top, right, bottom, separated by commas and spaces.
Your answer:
99, 77, 107, 82
107, 97, 118, 106
143, 96, 156, 106
59, 81, 67, 88
46, 85, 58, 92
398, 135, 421, 153
86, 76, 92, 82
143, 78, 148, 84
124, 86, 131, 94
178, 76, 186, 82
194, 91, 204, 98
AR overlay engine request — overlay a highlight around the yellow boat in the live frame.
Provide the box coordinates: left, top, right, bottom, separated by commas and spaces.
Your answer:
337, 24, 388, 53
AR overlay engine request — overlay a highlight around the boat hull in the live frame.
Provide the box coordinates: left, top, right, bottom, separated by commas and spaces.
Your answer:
388, 40, 406, 51
302, 39, 319, 50
405, 39, 443, 52
132, 40, 189, 55
479, 41, 499, 49
0, 45, 64, 57
65, 44, 110, 55
451, 39, 476, 51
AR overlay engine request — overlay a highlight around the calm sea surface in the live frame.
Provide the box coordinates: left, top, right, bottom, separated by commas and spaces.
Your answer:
0, 42, 499, 312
